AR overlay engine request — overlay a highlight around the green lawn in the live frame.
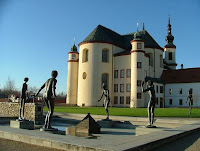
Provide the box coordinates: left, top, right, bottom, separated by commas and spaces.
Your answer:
44, 106, 200, 118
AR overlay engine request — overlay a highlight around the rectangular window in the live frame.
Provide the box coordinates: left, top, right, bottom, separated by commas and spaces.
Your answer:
102, 74, 109, 88
114, 84, 118, 92
179, 88, 182, 94
169, 52, 172, 60
126, 96, 130, 104
137, 62, 142, 68
169, 99, 172, 105
137, 43, 142, 49
127, 69, 131, 78
120, 70, 125, 78
169, 89, 172, 94
126, 84, 131, 92
71, 54, 76, 59
114, 96, 118, 104
137, 93, 142, 99
137, 80, 141, 87
156, 98, 159, 105
160, 86, 163, 93
120, 84, 124, 92
179, 99, 183, 105
156, 86, 158, 93
102, 50, 108, 62
114, 70, 118, 78
120, 96, 124, 104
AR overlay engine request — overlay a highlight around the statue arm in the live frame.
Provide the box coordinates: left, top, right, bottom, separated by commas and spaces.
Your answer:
52, 80, 57, 98
98, 91, 104, 102
35, 83, 45, 96
141, 81, 149, 92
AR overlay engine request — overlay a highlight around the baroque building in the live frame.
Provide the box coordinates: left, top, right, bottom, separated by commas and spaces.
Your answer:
66, 18, 200, 108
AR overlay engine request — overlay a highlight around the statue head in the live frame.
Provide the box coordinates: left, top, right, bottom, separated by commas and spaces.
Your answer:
147, 80, 153, 86
51, 70, 58, 78
24, 77, 29, 82
102, 83, 107, 89
189, 88, 192, 94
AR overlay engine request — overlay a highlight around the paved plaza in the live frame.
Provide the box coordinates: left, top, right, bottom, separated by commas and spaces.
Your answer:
1, 113, 200, 151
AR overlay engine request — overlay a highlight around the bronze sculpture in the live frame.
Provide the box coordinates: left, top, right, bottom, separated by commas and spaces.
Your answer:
97, 83, 110, 120
141, 80, 156, 128
19, 77, 29, 120
186, 88, 193, 114
35, 70, 58, 130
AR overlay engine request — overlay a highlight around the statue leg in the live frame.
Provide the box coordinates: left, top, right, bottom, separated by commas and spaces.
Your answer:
44, 98, 50, 128
189, 101, 192, 114
151, 105, 155, 125
105, 99, 110, 120
19, 98, 23, 119
147, 101, 151, 125
47, 99, 54, 128
22, 98, 25, 119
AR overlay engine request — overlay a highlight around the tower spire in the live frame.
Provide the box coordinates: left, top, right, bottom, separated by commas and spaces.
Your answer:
167, 16, 172, 35
143, 22, 145, 31
165, 17, 175, 46
73, 38, 76, 45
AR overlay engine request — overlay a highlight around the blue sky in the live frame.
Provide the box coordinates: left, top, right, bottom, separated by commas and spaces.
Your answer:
0, 0, 200, 93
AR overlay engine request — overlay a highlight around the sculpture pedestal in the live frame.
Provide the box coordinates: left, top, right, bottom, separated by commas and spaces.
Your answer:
10, 120, 34, 130
136, 126, 168, 136
97, 119, 113, 128
40, 127, 58, 132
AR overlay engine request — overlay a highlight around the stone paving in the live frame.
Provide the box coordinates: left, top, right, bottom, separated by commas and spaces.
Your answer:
0, 113, 200, 151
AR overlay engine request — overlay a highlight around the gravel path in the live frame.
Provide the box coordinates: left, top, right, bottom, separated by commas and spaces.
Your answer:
0, 138, 66, 151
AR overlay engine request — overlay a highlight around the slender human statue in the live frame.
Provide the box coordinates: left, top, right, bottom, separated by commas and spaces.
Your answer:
141, 80, 156, 127
35, 70, 58, 130
97, 83, 110, 120
186, 88, 193, 114
19, 77, 29, 120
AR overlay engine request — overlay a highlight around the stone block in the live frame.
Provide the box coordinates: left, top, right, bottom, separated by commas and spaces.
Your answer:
66, 126, 76, 136
10, 120, 34, 130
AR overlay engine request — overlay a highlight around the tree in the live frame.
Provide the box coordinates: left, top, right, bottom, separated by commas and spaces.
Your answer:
0, 77, 20, 98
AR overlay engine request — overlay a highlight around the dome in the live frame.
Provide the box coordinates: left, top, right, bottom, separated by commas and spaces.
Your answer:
71, 44, 77, 52
133, 31, 142, 40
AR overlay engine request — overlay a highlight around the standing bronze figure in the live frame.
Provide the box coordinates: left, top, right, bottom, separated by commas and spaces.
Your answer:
141, 80, 156, 128
19, 77, 29, 120
35, 70, 58, 130
186, 88, 193, 114
98, 83, 110, 120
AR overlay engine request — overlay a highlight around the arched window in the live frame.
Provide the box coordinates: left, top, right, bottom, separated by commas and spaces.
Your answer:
102, 49, 109, 62
160, 55, 163, 68
82, 49, 88, 62
102, 73, 109, 88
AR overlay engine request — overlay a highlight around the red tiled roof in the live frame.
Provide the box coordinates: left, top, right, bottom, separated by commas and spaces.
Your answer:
161, 68, 200, 84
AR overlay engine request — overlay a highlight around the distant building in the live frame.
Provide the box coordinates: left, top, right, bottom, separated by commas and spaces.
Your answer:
162, 68, 200, 107
66, 18, 200, 108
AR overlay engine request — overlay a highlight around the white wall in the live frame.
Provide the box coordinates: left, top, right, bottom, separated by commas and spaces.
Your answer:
165, 83, 200, 107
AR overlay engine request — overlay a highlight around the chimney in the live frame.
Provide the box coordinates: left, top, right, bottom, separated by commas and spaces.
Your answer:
181, 64, 183, 69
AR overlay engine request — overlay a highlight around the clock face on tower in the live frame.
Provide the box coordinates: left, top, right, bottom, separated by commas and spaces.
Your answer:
137, 43, 142, 49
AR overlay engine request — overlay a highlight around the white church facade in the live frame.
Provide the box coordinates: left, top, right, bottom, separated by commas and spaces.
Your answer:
66, 18, 200, 108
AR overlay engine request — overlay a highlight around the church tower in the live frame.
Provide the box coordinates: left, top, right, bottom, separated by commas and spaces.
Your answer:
66, 44, 79, 105
130, 25, 145, 108
164, 17, 177, 70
